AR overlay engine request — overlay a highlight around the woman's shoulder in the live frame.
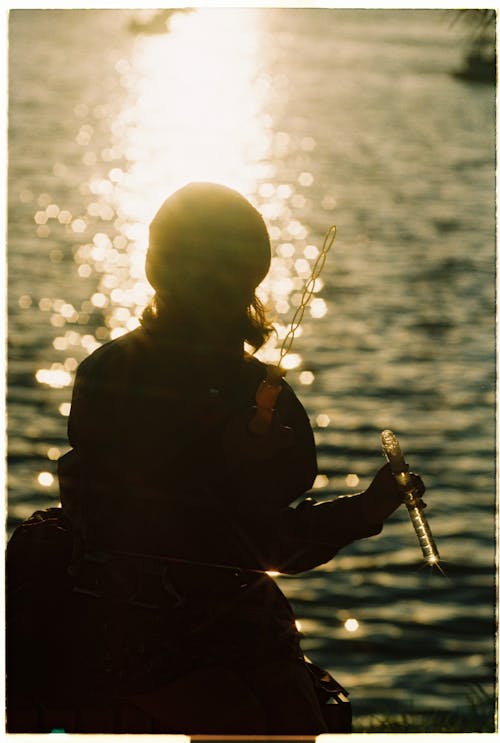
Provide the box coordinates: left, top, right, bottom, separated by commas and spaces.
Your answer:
242, 354, 300, 403
242, 352, 266, 377
76, 327, 146, 376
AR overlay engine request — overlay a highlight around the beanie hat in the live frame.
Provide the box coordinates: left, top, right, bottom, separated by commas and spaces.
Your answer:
146, 182, 271, 299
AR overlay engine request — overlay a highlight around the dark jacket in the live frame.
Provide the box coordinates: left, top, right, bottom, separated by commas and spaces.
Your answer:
59, 321, 402, 692
65, 323, 398, 574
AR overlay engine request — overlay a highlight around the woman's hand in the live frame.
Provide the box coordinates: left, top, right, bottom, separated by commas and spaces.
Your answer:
362, 463, 426, 524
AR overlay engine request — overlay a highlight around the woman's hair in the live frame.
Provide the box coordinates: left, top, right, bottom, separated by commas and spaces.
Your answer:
142, 182, 274, 350
141, 290, 273, 351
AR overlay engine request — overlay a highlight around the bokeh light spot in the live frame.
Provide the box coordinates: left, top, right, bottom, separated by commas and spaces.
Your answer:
316, 413, 330, 428
310, 298, 327, 318
38, 472, 54, 487
35, 368, 72, 388
313, 474, 329, 489
344, 618, 360, 632
299, 370, 315, 385
346, 474, 360, 488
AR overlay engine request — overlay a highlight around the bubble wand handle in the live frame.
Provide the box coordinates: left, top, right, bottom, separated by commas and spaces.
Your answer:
248, 225, 336, 436
380, 429, 440, 566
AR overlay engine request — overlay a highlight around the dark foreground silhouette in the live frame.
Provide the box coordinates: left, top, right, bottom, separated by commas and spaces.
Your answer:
7, 182, 408, 734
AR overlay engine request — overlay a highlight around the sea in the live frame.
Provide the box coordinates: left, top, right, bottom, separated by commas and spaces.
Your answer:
7, 7, 497, 728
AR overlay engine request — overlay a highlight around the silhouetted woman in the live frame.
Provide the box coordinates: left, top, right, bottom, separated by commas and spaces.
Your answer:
10, 182, 408, 734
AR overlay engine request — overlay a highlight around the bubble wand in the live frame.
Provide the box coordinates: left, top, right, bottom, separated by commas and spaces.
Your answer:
381, 429, 441, 568
247, 227, 442, 570
248, 225, 336, 434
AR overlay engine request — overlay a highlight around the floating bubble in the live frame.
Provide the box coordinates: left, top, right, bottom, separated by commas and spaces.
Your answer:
346, 474, 360, 488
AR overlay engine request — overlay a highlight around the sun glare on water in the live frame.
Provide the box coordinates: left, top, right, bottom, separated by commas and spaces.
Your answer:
32, 8, 331, 403
90, 8, 275, 342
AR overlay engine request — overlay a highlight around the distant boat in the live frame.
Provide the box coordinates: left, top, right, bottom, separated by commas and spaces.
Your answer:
454, 45, 496, 84
128, 9, 191, 35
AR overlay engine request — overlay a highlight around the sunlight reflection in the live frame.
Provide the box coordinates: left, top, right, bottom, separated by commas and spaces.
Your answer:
344, 617, 360, 633
35, 368, 72, 388
345, 473, 360, 488
316, 413, 330, 428
37, 472, 54, 487
32, 8, 331, 394
313, 474, 329, 489
299, 370, 315, 385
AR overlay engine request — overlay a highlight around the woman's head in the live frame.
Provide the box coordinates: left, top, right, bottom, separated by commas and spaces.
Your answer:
144, 182, 273, 349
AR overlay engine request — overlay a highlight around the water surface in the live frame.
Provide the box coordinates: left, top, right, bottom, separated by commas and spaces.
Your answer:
8, 8, 496, 724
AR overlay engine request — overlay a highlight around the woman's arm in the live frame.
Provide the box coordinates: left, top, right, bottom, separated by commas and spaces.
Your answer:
218, 377, 407, 573
253, 463, 407, 573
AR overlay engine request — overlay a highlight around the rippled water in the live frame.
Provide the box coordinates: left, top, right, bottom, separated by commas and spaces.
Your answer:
7, 8, 496, 725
